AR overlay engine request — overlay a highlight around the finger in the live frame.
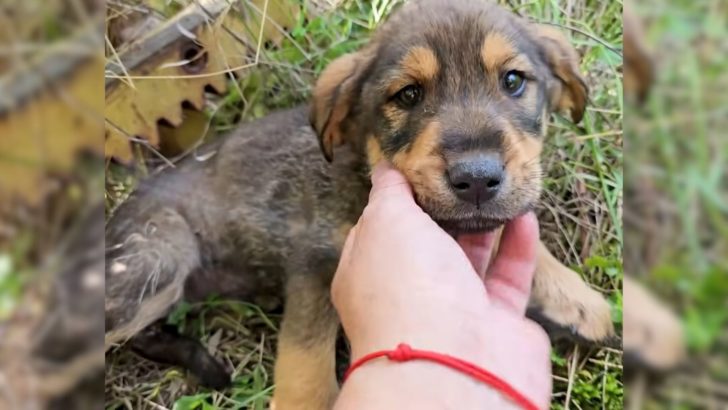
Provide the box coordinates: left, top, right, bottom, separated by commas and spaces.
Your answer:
368, 160, 414, 203
456, 232, 496, 280
338, 223, 359, 267
484, 212, 539, 315
331, 223, 359, 306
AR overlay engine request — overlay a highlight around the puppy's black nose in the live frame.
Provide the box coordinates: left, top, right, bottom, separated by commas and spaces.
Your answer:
448, 154, 504, 206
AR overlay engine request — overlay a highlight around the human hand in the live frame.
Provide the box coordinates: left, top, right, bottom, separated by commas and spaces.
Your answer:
332, 161, 551, 409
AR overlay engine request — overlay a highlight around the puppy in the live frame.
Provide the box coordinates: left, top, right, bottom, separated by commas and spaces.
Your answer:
105, 0, 615, 408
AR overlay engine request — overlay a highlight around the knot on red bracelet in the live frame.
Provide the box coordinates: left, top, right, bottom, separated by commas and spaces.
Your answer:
344, 343, 540, 410
386, 343, 414, 362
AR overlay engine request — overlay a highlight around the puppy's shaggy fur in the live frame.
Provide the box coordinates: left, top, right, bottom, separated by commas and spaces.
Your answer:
105, 1, 615, 408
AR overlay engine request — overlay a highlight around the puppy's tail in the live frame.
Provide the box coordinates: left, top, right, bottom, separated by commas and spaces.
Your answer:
105, 202, 200, 349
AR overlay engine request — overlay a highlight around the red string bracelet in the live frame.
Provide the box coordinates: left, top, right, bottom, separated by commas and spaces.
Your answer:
343, 343, 540, 410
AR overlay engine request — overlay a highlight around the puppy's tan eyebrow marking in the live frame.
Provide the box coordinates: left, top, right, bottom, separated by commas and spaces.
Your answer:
386, 46, 440, 96
401, 46, 440, 82
481, 32, 533, 73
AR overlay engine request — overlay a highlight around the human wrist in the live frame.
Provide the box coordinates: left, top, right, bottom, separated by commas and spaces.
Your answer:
339, 345, 521, 410
341, 307, 550, 409
347, 303, 488, 357
349, 324, 488, 366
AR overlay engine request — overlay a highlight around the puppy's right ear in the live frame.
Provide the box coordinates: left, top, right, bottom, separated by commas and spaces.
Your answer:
532, 25, 588, 123
310, 49, 373, 162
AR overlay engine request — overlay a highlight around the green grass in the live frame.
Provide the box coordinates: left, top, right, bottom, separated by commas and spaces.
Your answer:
625, 0, 728, 407
511, 1, 623, 408
104, 0, 624, 408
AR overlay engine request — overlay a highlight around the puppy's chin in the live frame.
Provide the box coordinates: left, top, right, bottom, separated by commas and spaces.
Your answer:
423, 202, 536, 236
433, 217, 507, 235
411, 187, 537, 235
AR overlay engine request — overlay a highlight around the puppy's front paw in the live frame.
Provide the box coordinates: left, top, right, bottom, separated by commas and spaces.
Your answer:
528, 281, 616, 345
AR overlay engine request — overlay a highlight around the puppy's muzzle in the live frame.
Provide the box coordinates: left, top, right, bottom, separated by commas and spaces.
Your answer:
447, 152, 505, 207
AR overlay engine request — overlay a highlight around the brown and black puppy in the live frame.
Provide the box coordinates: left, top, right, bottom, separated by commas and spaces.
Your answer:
105, 0, 614, 408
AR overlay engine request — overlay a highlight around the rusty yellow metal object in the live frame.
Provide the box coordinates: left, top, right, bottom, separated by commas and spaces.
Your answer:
0, 0, 299, 208
105, 0, 299, 162
0, 23, 104, 210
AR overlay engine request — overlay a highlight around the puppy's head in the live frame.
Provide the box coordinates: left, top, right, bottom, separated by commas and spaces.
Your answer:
311, 0, 587, 233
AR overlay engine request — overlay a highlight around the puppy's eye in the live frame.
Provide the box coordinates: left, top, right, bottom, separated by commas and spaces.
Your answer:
502, 70, 526, 97
394, 84, 423, 108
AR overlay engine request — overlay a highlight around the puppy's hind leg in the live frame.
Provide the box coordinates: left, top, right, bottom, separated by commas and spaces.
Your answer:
105, 207, 198, 346
105, 206, 230, 388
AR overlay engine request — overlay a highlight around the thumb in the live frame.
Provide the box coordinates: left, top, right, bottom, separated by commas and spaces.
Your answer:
484, 212, 539, 315
331, 223, 359, 307
457, 232, 497, 280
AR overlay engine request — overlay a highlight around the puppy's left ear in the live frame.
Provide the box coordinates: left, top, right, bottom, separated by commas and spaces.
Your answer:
310, 48, 374, 162
532, 25, 588, 123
